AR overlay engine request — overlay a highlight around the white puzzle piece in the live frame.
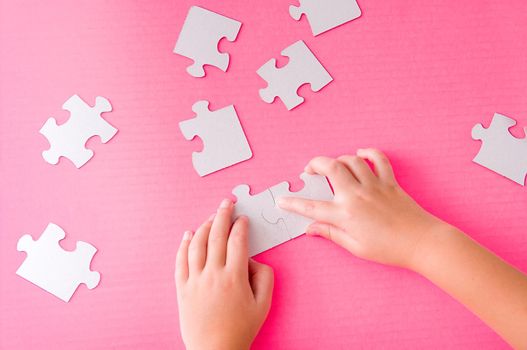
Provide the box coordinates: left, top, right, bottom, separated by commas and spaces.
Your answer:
472, 113, 527, 185
263, 173, 334, 238
257, 40, 333, 110
232, 185, 290, 256
40, 94, 117, 168
174, 6, 242, 77
179, 100, 252, 176
290, 0, 362, 36
16, 223, 100, 302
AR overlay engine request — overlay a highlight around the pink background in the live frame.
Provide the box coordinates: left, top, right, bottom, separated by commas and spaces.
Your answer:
1, 0, 526, 348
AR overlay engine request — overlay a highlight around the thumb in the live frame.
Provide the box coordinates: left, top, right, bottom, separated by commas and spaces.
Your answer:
249, 259, 274, 309
306, 222, 359, 254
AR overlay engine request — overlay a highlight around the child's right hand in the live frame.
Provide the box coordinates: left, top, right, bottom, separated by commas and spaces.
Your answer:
278, 148, 446, 269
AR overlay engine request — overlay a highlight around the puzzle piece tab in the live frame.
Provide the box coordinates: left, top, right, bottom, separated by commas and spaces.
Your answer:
290, 0, 362, 36
16, 223, 100, 302
472, 113, 527, 185
232, 185, 290, 256
263, 173, 334, 238
179, 100, 252, 176
257, 40, 333, 110
40, 94, 117, 168
174, 6, 241, 78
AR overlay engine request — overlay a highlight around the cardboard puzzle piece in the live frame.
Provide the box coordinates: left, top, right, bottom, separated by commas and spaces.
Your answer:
174, 6, 241, 78
263, 173, 334, 238
179, 100, 252, 176
257, 40, 333, 110
472, 113, 527, 185
16, 223, 100, 302
233, 185, 290, 256
40, 94, 117, 168
290, 0, 362, 36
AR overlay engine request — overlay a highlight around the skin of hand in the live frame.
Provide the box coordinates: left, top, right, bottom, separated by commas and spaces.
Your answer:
175, 199, 274, 350
278, 148, 527, 349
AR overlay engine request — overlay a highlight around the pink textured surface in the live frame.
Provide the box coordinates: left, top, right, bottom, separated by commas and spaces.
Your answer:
1, 0, 526, 348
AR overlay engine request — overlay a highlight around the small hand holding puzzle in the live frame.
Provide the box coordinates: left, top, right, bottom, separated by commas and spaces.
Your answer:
16, 2, 526, 305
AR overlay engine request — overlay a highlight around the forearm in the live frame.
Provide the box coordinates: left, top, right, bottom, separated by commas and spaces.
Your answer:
412, 225, 527, 349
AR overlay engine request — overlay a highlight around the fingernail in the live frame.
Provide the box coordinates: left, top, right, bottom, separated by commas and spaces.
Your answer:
208, 213, 216, 221
219, 198, 232, 209
182, 231, 192, 241
277, 197, 286, 207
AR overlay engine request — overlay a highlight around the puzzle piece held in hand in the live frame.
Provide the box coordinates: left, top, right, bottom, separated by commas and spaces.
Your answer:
232, 185, 290, 257
16, 223, 100, 302
180, 100, 252, 176
472, 113, 527, 185
257, 40, 333, 110
40, 94, 117, 168
290, 0, 362, 36
263, 173, 334, 238
174, 6, 242, 77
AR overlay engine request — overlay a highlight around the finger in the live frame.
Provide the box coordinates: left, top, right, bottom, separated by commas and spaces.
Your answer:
188, 216, 213, 274
226, 216, 249, 277
207, 199, 234, 267
306, 222, 360, 254
304, 156, 359, 192
338, 155, 376, 185
175, 231, 192, 286
249, 259, 274, 308
277, 197, 342, 226
356, 148, 396, 184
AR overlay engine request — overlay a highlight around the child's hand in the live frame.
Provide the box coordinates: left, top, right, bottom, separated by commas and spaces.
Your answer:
175, 199, 274, 350
278, 148, 444, 269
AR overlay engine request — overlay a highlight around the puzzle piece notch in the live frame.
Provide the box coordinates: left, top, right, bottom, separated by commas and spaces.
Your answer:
16, 223, 100, 302
40, 94, 117, 168
174, 6, 242, 78
232, 185, 290, 256
257, 40, 333, 110
289, 0, 362, 36
472, 113, 527, 185
263, 173, 334, 238
179, 100, 252, 176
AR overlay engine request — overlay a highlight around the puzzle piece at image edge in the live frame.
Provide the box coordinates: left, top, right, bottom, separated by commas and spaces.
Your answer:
174, 6, 241, 78
290, 0, 362, 36
472, 113, 527, 186
263, 173, 334, 238
232, 185, 290, 257
180, 100, 252, 176
16, 223, 100, 302
40, 94, 117, 168
257, 40, 333, 110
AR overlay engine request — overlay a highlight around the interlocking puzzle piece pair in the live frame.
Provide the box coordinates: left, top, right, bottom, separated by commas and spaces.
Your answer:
179, 100, 252, 176
472, 113, 527, 186
16, 223, 100, 302
40, 94, 117, 168
233, 173, 334, 256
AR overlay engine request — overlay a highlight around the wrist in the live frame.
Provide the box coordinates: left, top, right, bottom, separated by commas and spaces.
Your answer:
405, 220, 461, 274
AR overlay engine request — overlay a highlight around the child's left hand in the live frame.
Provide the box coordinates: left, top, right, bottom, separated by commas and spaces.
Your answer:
175, 199, 274, 350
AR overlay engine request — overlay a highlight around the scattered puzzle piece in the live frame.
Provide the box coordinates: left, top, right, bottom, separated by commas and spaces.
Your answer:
290, 0, 362, 36
174, 6, 242, 78
232, 185, 290, 256
179, 100, 252, 176
40, 94, 117, 168
257, 40, 333, 110
264, 173, 334, 238
16, 223, 100, 302
472, 113, 527, 186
